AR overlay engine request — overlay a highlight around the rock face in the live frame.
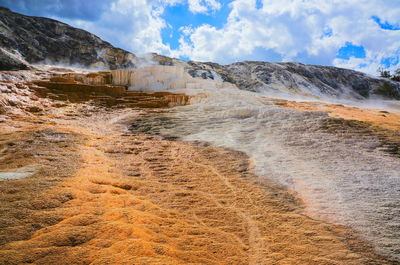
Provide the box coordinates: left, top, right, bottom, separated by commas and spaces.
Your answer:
0, 48, 30, 70
188, 61, 400, 100
0, 7, 136, 70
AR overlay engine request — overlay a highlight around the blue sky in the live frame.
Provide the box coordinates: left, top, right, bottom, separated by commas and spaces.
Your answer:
161, 1, 232, 50
1, 0, 400, 75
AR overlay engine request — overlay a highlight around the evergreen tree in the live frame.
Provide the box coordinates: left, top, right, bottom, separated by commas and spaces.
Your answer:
378, 67, 391, 78
392, 68, 400, 82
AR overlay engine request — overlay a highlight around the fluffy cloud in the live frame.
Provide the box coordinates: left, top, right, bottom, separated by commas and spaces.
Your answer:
175, 0, 400, 74
187, 0, 221, 14
52, 0, 174, 55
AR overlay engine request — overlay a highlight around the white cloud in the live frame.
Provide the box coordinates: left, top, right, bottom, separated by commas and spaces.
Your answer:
187, 0, 221, 14
59, 0, 174, 55
174, 0, 400, 74
54, 0, 400, 75
179, 25, 194, 36
57, 0, 220, 56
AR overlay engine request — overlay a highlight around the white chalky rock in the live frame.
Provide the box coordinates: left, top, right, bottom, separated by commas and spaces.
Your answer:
111, 65, 236, 92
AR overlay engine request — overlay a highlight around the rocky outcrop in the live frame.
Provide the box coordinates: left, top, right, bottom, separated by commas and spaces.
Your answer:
0, 7, 136, 70
0, 80, 51, 115
188, 61, 400, 100
33, 81, 127, 97
0, 48, 30, 70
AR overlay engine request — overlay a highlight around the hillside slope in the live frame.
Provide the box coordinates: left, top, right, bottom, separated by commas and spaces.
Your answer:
0, 7, 135, 70
188, 61, 400, 100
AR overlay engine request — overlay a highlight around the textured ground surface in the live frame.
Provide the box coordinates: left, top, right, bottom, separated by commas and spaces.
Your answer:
0, 88, 396, 264
271, 98, 400, 131
128, 88, 400, 262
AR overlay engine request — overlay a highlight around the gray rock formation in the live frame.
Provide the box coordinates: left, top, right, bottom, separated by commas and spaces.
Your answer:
0, 6, 136, 70
188, 61, 400, 100
0, 48, 30, 70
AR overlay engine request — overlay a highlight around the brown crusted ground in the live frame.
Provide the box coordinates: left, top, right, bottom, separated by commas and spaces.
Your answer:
271, 98, 400, 131
271, 98, 400, 158
0, 92, 397, 264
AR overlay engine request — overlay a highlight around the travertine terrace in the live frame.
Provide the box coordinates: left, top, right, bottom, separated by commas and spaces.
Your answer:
111, 66, 236, 91
1, 68, 398, 264
51, 65, 237, 92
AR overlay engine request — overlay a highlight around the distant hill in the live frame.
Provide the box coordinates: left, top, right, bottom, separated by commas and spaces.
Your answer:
187, 61, 400, 100
0, 6, 136, 70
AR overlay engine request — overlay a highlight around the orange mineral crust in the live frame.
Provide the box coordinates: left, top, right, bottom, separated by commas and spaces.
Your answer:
0, 91, 393, 265
272, 98, 400, 131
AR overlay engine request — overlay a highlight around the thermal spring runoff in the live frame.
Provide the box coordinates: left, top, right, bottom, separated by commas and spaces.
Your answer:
128, 72, 400, 262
